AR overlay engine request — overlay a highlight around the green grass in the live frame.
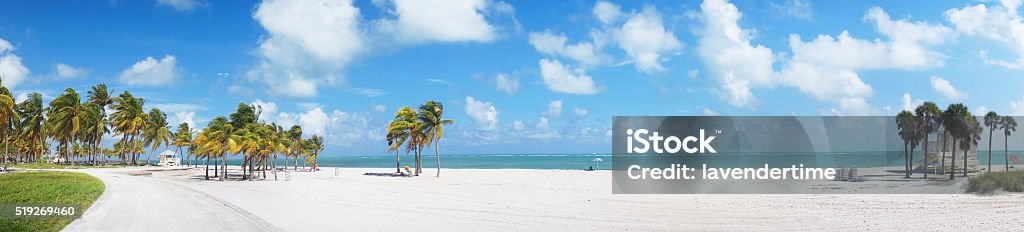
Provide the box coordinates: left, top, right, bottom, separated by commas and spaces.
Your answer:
965, 171, 1024, 194
8, 163, 129, 170
0, 171, 106, 232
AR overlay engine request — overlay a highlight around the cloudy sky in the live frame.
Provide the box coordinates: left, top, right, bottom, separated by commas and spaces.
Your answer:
1, 0, 1023, 156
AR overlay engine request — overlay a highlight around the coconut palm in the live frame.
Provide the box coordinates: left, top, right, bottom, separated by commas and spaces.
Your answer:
388, 106, 425, 175
307, 135, 323, 172
142, 108, 172, 165
173, 122, 194, 166
87, 84, 113, 165
80, 103, 106, 165
915, 102, 941, 178
47, 88, 86, 164
983, 111, 1001, 172
943, 103, 969, 180
418, 101, 456, 177
0, 79, 17, 165
1001, 116, 1017, 172
287, 125, 302, 171
896, 111, 922, 178
110, 91, 147, 165
17, 93, 46, 163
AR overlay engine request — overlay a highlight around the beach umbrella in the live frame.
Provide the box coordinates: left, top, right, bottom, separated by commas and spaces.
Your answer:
592, 158, 603, 170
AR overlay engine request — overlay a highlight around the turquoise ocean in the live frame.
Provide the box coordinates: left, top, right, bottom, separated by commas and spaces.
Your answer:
200, 151, 1024, 170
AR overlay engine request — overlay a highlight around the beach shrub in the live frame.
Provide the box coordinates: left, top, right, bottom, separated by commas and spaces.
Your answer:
0, 171, 105, 232
965, 171, 1024, 194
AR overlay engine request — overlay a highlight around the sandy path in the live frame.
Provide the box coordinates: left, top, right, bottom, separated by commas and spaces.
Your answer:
154, 167, 1024, 231
63, 168, 275, 232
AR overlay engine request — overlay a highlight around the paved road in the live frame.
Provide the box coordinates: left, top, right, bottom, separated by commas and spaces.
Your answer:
63, 168, 275, 232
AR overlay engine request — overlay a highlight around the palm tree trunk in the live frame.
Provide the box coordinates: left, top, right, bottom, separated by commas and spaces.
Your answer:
988, 129, 994, 172
958, 143, 966, 177
435, 141, 441, 177
396, 150, 401, 173
949, 138, 957, 180
923, 130, 930, 179
1006, 134, 1010, 172
205, 156, 210, 180
941, 132, 948, 175
273, 154, 278, 181
904, 143, 910, 178
909, 144, 917, 177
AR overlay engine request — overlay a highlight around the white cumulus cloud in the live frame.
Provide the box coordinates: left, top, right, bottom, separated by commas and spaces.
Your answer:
54, 63, 87, 78
0, 38, 30, 88
494, 73, 519, 94
465, 96, 499, 131
119, 55, 180, 86
538, 59, 599, 95
611, 6, 682, 74
930, 76, 966, 100
376, 0, 497, 44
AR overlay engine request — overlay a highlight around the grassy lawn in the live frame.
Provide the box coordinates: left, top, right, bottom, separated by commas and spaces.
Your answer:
965, 171, 1024, 194
0, 171, 106, 232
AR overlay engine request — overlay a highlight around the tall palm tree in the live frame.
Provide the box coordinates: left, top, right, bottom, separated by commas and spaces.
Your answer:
0, 79, 17, 165
943, 103, 969, 180
287, 125, 302, 171
915, 102, 941, 178
142, 108, 172, 165
896, 111, 921, 178
307, 135, 323, 172
17, 93, 46, 164
983, 111, 1001, 172
962, 116, 982, 177
173, 122, 194, 166
80, 103, 106, 165
87, 84, 113, 165
111, 91, 147, 165
1001, 116, 1017, 172
418, 101, 455, 177
47, 88, 86, 164
388, 107, 424, 175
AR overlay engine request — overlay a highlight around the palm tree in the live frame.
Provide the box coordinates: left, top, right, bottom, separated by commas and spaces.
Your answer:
287, 125, 302, 171
943, 103, 969, 180
87, 84, 113, 165
418, 101, 455, 177
896, 111, 922, 178
142, 108, 172, 165
307, 135, 323, 172
80, 103, 106, 165
1001, 116, 1017, 172
388, 107, 424, 175
17, 93, 46, 164
983, 111, 1001, 172
0, 79, 17, 165
111, 91, 147, 165
961, 116, 982, 177
173, 122, 194, 166
915, 102, 941, 178
47, 88, 86, 164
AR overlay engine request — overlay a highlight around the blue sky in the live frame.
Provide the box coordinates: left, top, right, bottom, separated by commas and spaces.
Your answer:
1, 0, 1023, 156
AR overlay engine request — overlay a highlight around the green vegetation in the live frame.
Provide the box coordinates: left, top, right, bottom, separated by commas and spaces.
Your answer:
896, 102, 996, 180
965, 171, 1024, 194
0, 171, 105, 232
0, 78, 324, 180
386, 101, 455, 177
9, 163, 127, 170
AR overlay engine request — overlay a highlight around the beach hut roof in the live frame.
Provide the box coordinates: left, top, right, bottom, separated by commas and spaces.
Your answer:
158, 150, 176, 157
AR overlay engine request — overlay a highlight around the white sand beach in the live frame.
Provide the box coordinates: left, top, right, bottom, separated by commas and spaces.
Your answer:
61, 166, 1024, 231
